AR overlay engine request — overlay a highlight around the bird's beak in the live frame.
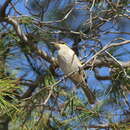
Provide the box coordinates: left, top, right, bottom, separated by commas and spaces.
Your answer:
50, 42, 59, 49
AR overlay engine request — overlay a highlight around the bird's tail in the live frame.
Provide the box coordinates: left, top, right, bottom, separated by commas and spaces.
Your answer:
81, 82, 96, 104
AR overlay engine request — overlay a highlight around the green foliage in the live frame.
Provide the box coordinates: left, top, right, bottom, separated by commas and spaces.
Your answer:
0, 78, 19, 117
0, 0, 130, 129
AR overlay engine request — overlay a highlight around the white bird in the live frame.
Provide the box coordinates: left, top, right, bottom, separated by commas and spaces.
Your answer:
51, 41, 95, 104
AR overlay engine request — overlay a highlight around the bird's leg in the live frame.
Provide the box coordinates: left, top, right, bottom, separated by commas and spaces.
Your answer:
78, 66, 82, 75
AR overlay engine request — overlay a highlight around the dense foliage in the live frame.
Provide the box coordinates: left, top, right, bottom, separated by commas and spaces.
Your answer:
0, 0, 130, 129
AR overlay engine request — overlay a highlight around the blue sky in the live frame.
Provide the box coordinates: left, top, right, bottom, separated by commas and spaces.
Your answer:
2, 1, 130, 127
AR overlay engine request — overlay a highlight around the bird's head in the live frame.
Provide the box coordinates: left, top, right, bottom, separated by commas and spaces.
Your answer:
50, 41, 67, 50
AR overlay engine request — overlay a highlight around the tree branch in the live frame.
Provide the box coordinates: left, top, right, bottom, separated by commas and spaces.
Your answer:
0, 0, 12, 17
3, 17, 57, 65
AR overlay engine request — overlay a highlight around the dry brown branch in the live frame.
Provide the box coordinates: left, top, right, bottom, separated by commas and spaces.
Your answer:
0, 0, 12, 17
0, 17, 58, 66
83, 40, 130, 68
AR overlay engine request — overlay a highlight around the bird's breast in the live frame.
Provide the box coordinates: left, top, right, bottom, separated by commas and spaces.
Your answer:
57, 49, 82, 75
